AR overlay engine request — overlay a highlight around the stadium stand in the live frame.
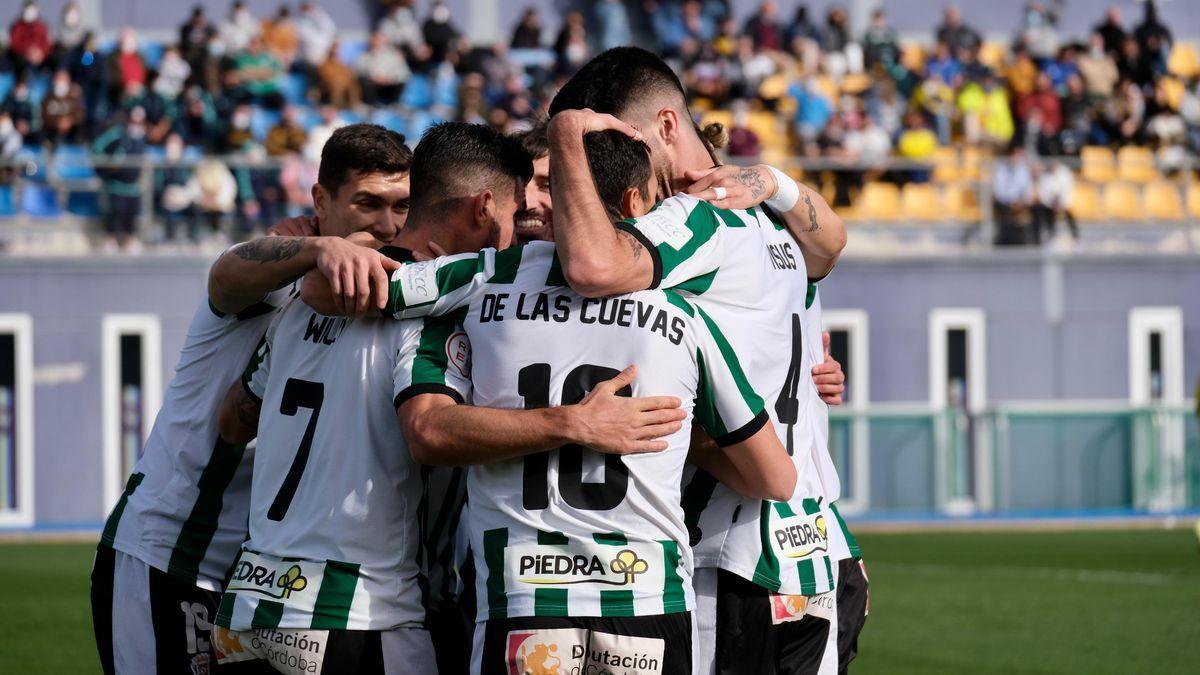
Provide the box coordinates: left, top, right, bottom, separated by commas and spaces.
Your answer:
0, 0, 1195, 252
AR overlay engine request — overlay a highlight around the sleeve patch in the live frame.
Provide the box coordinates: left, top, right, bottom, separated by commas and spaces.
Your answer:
445, 331, 471, 380
395, 261, 440, 307
635, 211, 695, 251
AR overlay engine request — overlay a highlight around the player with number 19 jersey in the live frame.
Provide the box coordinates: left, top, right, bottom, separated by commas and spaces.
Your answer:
215, 296, 471, 632
385, 241, 769, 620
615, 193, 847, 596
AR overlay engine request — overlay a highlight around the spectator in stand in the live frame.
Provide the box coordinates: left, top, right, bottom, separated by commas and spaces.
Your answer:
0, 80, 36, 142
1018, 72, 1063, 151
379, 0, 427, 59
553, 10, 589, 78
220, 1, 260, 54
896, 109, 938, 182
935, 5, 980, 55
157, 132, 200, 244
866, 80, 903, 138
959, 44, 991, 84
744, 1, 784, 53
260, 5, 299, 68
176, 86, 220, 149
0, 113, 23, 158
54, 2, 87, 66
41, 69, 85, 146
862, 8, 899, 71
846, 113, 892, 170
1006, 44, 1039, 98
926, 41, 963, 87
423, 2, 461, 64
179, 5, 216, 76
992, 144, 1033, 245
67, 31, 105, 131
1044, 46, 1079, 95
222, 103, 254, 153
820, 5, 860, 81
155, 46, 192, 101
1108, 77, 1146, 145
9, 1, 52, 77
1146, 85, 1189, 173
265, 105, 308, 156
191, 156, 238, 238
357, 31, 408, 105
789, 76, 833, 147
93, 109, 148, 251
1032, 160, 1077, 243
230, 35, 284, 109
980, 75, 1015, 147
1117, 36, 1154, 90
510, 7, 542, 49
1094, 5, 1125, 55
914, 72, 956, 145
681, 1, 715, 44
304, 104, 343, 161
1016, 1, 1061, 62
596, 0, 633, 52
726, 103, 761, 158
295, 1, 337, 71
1133, 1, 1171, 62
316, 42, 362, 109
107, 28, 147, 105
1059, 73, 1093, 152
1078, 32, 1118, 99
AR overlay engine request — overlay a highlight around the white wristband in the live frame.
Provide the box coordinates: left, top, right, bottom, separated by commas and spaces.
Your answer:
764, 165, 800, 212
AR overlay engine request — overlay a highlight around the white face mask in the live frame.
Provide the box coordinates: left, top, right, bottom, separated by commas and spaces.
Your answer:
23, 7, 38, 23
128, 124, 146, 139
432, 6, 450, 23
166, 143, 183, 160
65, 9, 80, 26
121, 37, 136, 53
54, 81, 69, 97
233, 113, 251, 129
0, 118, 13, 135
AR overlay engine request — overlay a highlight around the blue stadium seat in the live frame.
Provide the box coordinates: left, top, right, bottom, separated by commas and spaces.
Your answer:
250, 107, 281, 141
15, 147, 47, 181
26, 73, 50, 104
407, 111, 443, 142
297, 106, 321, 131
282, 73, 310, 105
0, 73, 13, 103
433, 73, 460, 109
21, 184, 60, 217
0, 185, 15, 216
66, 191, 100, 216
340, 110, 364, 125
371, 109, 407, 136
143, 144, 166, 162
52, 145, 96, 181
400, 75, 433, 110
338, 41, 368, 66
140, 42, 165, 70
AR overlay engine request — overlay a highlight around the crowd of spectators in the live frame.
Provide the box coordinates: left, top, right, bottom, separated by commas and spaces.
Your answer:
0, 0, 1197, 251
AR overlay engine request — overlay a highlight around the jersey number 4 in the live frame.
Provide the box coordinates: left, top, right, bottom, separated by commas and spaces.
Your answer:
775, 313, 803, 456
518, 363, 630, 511
267, 378, 324, 521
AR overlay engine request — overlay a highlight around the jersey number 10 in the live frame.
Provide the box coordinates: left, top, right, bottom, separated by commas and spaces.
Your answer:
518, 363, 630, 511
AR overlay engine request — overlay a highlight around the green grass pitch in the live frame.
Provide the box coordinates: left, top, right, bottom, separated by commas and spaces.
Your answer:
1, 528, 1198, 674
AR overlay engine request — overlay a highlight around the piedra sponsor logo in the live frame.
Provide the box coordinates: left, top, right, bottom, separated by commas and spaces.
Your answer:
229, 560, 308, 600
773, 513, 829, 559
518, 548, 649, 587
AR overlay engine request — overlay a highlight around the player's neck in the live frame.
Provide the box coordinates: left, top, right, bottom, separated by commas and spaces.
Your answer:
392, 220, 472, 258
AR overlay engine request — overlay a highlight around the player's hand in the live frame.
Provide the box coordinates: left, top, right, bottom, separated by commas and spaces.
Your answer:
313, 237, 402, 318
812, 332, 845, 406
684, 164, 779, 210
267, 215, 319, 237
548, 108, 643, 142
570, 365, 686, 455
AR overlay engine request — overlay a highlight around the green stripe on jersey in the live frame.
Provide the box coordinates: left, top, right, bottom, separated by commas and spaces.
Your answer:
823, 556, 835, 588
310, 560, 361, 629
410, 309, 467, 387
656, 202, 719, 281
252, 599, 285, 628
215, 592, 236, 627
484, 528, 509, 619
545, 254, 567, 287
661, 540, 687, 614
671, 268, 718, 296
534, 588, 569, 616
600, 590, 635, 617
434, 256, 483, 300
100, 472, 145, 547
681, 471, 719, 544
693, 350, 728, 438
488, 246, 523, 284
761, 205, 788, 230
831, 502, 862, 558
661, 289, 694, 317
242, 338, 269, 384
538, 530, 569, 545
167, 439, 248, 582
593, 532, 627, 546
695, 306, 765, 413
751, 501, 782, 591
713, 207, 747, 228
806, 282, 817, 309
798, 558, 817, 594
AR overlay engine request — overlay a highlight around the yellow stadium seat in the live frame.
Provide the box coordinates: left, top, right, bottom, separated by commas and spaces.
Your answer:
1142, 181, 1185, 220
1187, 183, 1200, 218
1160, 76, 1185, 110
747, 111, 782, 148
841, 73, 872, 95
1068, 182, 1103, 220
700, 110, 733, 132
978, 41, 1008, 70
1167, 42, 1200, 78
901, 42, 926, 72
1102, 182, 1142, 220
857, 182, 901, 221
931, 147, 960, 182
758, 74, 790, 101
1116, 145, 1157, 183
901, 183, 942, 220
1080, 146, 1116, 183
942, 184, 981, 221
814, 76, 839, 102
960, 146, 986, 181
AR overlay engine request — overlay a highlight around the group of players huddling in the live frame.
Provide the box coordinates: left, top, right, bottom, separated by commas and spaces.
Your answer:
90, 47, 868, 675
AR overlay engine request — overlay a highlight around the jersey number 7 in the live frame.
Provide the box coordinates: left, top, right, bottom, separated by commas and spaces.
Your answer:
267, 378, 324, 521
518, 363, 631, 511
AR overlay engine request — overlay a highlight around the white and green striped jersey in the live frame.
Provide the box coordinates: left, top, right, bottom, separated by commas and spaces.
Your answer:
616, 194, 845, 595
100, 286, 297, 592
384, 241, 768, 620
215, 298, 471, 632
802, 283, 861, 560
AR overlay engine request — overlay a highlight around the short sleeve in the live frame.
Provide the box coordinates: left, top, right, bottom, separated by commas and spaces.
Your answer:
692, 305, 768, 447
616, 194, 724, 290
386, 246, 526, 320
393, 313, 473, 410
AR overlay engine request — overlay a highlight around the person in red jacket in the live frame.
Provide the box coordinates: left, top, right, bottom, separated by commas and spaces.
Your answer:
9, 1, 52, 77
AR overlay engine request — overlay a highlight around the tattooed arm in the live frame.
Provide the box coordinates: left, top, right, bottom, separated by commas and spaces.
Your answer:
208, 235, 401, 317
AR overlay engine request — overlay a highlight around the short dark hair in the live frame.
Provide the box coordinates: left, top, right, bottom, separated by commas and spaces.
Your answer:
515, 117, 549, 160
410, 122, 533, 213
549, 46, 688, 118
583, 130, 652, 222
318, 124, 412, 196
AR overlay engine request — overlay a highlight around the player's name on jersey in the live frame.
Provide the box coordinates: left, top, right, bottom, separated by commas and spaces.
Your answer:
299, 314, 349, 347
479, 291, 686, 345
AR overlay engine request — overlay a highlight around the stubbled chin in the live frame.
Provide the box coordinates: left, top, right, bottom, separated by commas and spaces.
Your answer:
516, 221, 552, 243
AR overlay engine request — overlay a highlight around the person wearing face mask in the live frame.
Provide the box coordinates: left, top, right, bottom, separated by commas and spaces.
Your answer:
219, 0, 260, 54
104, 28, 147, 106
8, 1, 52, 78
40, 69, 84, 147
53, 1, 86, 68
0, 81, 35, 141
0, 113, 22, 160
92, 108, 149, 251
422, 1, 461, 64
156, 133, 201, 245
